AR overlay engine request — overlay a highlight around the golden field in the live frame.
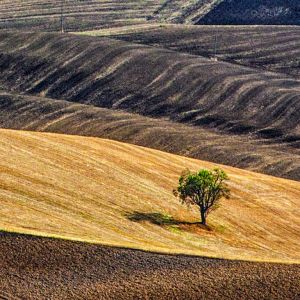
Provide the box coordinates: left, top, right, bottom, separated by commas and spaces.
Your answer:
0, 128, 299, 263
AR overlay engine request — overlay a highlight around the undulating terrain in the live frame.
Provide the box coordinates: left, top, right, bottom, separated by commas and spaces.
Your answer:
197, 0, 300, 25
1, 1, 299, 299
1, 129, 300, 262
0, 0, 163, 31
1, 32, 298, 141
93, 25, 300, 77
0, 90, 299, 181
1, 0, 299, 31
1, 129, 300, 298
0, 31, 299, 181
150, 0, 222, 24
1, 232, 300, 300
152, 0, 300, 25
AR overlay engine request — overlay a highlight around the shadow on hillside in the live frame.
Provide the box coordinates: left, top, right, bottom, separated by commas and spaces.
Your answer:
125, 211, 210, 231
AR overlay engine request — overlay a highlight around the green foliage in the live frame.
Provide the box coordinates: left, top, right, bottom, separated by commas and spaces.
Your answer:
173, 168, 230, 225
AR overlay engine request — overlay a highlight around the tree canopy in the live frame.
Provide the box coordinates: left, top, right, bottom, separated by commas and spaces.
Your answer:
173, 168, 230, 226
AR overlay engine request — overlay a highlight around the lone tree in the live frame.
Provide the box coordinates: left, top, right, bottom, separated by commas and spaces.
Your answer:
173, 168, 230, 226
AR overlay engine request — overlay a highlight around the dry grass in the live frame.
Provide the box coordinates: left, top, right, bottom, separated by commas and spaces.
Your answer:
0, 128, 299, 263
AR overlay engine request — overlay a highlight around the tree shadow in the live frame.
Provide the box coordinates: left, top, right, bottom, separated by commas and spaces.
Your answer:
125, 211, 211, 231
126, 211, 178, 225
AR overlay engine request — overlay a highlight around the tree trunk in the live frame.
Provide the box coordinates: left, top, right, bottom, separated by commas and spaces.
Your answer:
200, 207, 206, 226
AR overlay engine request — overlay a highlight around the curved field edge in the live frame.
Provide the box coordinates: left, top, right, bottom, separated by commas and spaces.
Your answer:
0, 90, 299, 181
0, 32, 299, 142
0, 0, 163, 31
1, 232, 300, 300
0, 129, 299, 263
87, 24, 300, 78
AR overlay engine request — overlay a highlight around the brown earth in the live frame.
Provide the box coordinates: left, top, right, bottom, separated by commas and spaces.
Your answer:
0, 90, 299, 181
1, 232, 300, 300
151, 0, 300, 25
1, 0, 299, 31
197, 0, 300, 26
0, 32, 299, 142
0, 0, 163, 31
0, 31, 299, 180
96, 24, 300, 78
150, 0, 222, 24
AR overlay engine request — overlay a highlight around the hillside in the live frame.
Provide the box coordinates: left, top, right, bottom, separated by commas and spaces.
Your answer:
152, 0, 300, 25
1, 233, 300, 299
1, 3, 299, 299
0, 0, 163, 31
150, 0, 222, 24
95, 25, 300, 78
1, 0, 299, 30
0, 32, 299, 143
198, 0, 300, 25
0, 90, 299, 181
0, 129, 300, 263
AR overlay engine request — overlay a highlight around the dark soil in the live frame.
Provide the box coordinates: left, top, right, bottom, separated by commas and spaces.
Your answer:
198, 0, 300, 25
110, 25, 300, 78
0, 32, 299, 141
1, 232, 299, 300
0, 0, 160, 32
0, 90, 299, 181
0, 31, 299, 181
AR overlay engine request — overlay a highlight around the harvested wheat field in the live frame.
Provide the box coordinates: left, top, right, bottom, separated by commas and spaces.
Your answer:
1, 232, 300, 300
0, 128, 300, 263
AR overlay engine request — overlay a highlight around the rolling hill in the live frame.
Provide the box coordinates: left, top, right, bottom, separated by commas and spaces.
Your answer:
0, 0, 163, 31
0, 90, 299, 181
0, 0, 156, 31
150, 0, 222, 24
1, 0, 299, 31
95, 24, 300, 78
152, 0, 300, 25
1, 2, 299, 299
0, 128, 300, 263
0, 31, 298, 180
198, 0, 300, 25
0, 32, 299, 143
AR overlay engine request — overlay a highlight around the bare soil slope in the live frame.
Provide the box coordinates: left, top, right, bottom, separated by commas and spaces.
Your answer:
96, 25, 300, 78
198, 0, 300, 25
151, 0, 300, 25
1, 232, 299, 300
0, 90, 299, 181
0, 0, 163, 31
150, 0, 222, 24
2, 0, 299, 30
0, 129, 300, 262
0, 32, 299, 143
